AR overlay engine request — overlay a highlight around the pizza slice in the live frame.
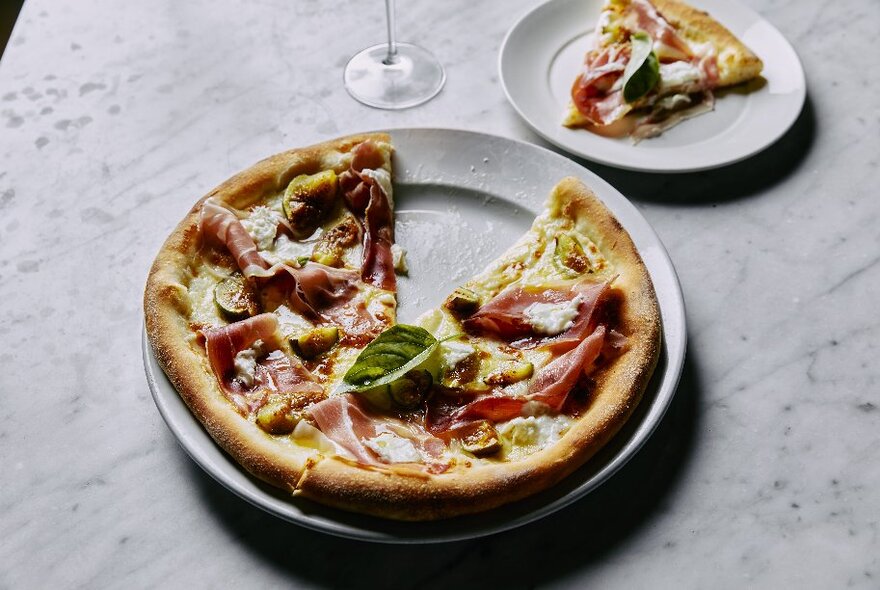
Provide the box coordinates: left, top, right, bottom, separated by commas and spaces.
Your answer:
563, 0, 763, 140
146, 132, 403, 471
145, 136, 660, 520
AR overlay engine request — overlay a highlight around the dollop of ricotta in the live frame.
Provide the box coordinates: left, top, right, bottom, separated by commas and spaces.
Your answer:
523, 295, 583, 336
261, 234, 313, 266
390, 243, 408, 273
658, 61, 703, 93
360, 168, 393, 204
440, 340, 476, 369
233, 339, 264, 387
364, 432, 421, 463
241, 206, 281, 250
497, 415, 572, 449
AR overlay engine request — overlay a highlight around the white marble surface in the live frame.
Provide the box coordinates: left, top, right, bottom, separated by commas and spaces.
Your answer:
1, 0, 878, 587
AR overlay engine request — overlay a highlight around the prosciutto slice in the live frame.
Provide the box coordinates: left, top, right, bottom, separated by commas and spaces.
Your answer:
627, 0, 692, 58
464, 280, 608, 351
571, 46, 631, 126
308, 394, 447, 472
428, 326, 608, 432
200, 199, 270, 277
339, 141, 396, 291
200, 314, 322, 413
527, 326, 606, 410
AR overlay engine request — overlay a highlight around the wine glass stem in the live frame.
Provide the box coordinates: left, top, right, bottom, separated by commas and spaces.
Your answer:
383, 0, 398, 65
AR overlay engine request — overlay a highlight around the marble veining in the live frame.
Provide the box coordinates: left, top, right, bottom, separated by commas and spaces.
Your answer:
0, 0, 878, 587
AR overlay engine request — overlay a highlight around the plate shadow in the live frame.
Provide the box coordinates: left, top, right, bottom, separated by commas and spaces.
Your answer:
526, 93, 816, 206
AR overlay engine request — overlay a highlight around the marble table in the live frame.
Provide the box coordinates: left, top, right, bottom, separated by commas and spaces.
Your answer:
1, 0, 877, 587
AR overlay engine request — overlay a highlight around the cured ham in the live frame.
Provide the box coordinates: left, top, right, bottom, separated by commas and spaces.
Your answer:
200, 313, 323, 413
527, 326, 606, 410
464, 280, 608, 351
627, 0, 692, 59
570, 0, 718, 128
339, 141, 397, 291
200, 199, 270, 277
428, 326, 608, 432
308, 394, 447, 472
571, 46, 631, 126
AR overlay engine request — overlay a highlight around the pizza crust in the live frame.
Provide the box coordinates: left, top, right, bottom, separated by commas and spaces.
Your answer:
145, 139, 660, 520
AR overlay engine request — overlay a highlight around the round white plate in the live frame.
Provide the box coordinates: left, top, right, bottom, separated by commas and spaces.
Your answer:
499, 0, 806, 172
143, 128, 687, 543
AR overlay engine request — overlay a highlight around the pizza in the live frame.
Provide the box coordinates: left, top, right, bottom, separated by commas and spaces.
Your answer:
144, 133, 661, 520
563, 0, 763, 140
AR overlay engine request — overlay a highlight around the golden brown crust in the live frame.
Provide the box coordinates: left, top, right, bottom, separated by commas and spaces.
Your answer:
145, 142, 660, 520
144, 133, 391, 493
296, 177, 661, 520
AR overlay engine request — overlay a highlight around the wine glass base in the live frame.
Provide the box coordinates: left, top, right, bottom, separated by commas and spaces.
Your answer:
344, 42, 446, 110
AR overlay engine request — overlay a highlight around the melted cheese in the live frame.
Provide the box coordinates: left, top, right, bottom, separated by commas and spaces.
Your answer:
498, 415, 573, 460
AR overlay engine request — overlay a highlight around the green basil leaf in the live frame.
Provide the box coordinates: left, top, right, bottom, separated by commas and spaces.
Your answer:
341, 324, 438, 392
622, 32, 660, 103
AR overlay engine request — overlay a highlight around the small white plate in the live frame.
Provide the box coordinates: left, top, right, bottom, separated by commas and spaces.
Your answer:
499, 0, 806, 172
144, 128, 687, 543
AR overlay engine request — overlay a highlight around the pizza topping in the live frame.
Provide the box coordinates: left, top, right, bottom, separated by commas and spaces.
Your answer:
310, 215, 361, 267
463, 281, 607, 346
233, 339, 265, 387
241, 206, 282, 250
390, 244, 408, 274
200, 199, 270, 278
282, 170, 339, 238
458, 420, 502, 457
484, 360, 534, 387
621, 32, 660, 103
554, 234, 592, 274
255, 387, 325, 435
626, 0, 692, 59
214, 273, 260, 320
340, 324, 439, 395
339, 140, 397, 291
308, 394, 447, 469
388, 369, 433, 408
570, 46, 632, 126
363, 433, 421, 464
527, 325, 606, 410
631, 90, 714, 142
439, 340, 477, 370
497, 415, 572, 456
522, 295, 584, 336
444, 286, 482, 317
291, 326, 339, 359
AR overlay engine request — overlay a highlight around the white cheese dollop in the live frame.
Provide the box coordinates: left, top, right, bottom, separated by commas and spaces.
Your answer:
364, 432, 422, 464
233, 339, 264, 387
440, 340, 476, 369
241, 206, 281, 250
261, 234, 314, 266
390, 243, 408, 274
523, 295, 583, 336
658, 61, 703, 93
360, 168, 393, 205
497, 415, 572, 449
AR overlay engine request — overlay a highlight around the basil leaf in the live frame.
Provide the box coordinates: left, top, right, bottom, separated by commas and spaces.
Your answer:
622, 32, 660, 103
341, 324, 438, 392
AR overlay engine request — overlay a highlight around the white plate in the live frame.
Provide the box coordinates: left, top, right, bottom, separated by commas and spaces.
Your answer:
499, 0, 806, 172
143, 128, 686, 543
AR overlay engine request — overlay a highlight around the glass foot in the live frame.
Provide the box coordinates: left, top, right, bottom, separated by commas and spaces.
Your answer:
344, 42, 445, 110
